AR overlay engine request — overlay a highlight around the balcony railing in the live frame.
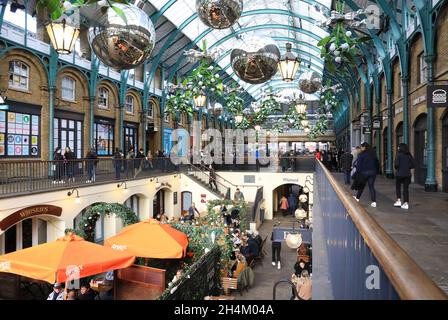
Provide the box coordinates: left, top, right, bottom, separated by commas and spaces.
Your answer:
314, 160, 447, 299
0, 158, 179, 198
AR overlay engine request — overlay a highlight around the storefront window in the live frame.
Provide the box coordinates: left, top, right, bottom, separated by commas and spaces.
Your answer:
94, 120, 114, 156
0, 110, 40, 157
37, 219, 47, 245
22, 218, 33, 249
54, 117, 83, 159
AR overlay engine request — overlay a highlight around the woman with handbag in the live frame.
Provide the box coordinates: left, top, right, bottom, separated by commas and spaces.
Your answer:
394, 143, 415, 210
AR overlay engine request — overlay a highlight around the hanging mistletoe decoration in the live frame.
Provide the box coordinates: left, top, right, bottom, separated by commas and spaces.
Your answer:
317, 1, 371, 75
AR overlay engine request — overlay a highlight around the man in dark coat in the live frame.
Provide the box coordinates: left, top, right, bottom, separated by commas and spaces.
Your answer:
339, 150, 354, 185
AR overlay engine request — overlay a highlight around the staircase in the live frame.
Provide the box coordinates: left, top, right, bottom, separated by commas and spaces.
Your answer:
185, 164, 231, 199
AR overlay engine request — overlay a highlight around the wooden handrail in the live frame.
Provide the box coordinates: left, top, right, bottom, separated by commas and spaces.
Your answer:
317, 160, 447, 300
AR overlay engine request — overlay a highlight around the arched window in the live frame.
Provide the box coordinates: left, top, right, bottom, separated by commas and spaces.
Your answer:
8, 60, 29, 90
98, 87, 109, 109
61, 76, 76, 101
125, 95, 134, 114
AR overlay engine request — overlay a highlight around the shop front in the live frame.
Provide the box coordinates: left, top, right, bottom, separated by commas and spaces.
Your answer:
0, 205, 64, 254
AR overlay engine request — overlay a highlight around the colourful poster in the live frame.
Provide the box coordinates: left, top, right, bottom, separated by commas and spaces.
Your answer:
16, 113, 23, 124
32, 115, 39, 125
0, 111, 5, 122
0, 134, 4, 143
22, 146, 29, 155
15, 146, 22, 155
31, 136, 38, 145
22, 136, 29, 144
23, 115, 30, 123
0, 123, 4, 133
8, 113, 15, 122
15, 135, 22, 144
7, 135, 14, 143
31, 146, 38, 155
7, 145, 13, 155
0, 145, 4, 156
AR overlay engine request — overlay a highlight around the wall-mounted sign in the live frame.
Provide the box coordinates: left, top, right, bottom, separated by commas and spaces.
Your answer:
173, 192, 178, 205
428, 85, 448, 108
283, 178, 299, 183
372, 119, 381, 129
200, 194, 207, 203
0, 205, 62, 231
362, 127, 371, 135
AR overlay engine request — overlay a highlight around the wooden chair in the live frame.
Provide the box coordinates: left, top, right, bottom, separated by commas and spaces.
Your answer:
222, 277, 239, 296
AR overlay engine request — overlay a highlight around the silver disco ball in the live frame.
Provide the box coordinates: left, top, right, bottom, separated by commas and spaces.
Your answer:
231, 36, 280, 84
196, 0, 243, 29
88, 4, 156, 70
298, 71, 322, 94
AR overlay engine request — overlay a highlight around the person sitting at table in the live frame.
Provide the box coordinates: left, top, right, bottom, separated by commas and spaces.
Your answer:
183, 203, 200, 221
296, 270, 312, 300
47, 282, 65, 300
294, 260, 311, 277
240, 236, 254, 265
169, 269, 184, 286
159, 212, 168, 223
65, 289, 77, 300
78, 283, 95, 300
253, 230, 262, 248
247, 234, 260, 258
231, 252, 247, 279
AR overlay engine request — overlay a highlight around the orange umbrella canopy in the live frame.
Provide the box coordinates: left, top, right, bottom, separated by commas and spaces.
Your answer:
0, 233, 135, 283
104, 219, 188, 259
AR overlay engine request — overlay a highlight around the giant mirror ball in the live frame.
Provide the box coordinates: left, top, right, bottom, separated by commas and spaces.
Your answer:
88, 4, 156, 70
298, 71, 322, 94
231, 36, 280, 84
196, 0, 243, 29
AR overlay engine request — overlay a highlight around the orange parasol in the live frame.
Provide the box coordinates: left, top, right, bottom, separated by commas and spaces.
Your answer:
0, 233, 135, 283
104, 219, 188, 259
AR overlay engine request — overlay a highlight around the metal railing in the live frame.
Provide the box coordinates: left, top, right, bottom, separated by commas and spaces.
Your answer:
314, 160, 447, 300
213, 156, 316, 172
185, 164, 231, 199
0, 158, 179, 198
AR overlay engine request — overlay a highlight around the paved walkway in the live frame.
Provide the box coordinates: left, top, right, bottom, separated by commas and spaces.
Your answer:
333, 172, 448, 294
236, 213, 301, 300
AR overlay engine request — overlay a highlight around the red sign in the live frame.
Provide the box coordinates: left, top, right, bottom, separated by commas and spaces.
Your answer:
200, 194, 207, 203
0, 205, 62, 231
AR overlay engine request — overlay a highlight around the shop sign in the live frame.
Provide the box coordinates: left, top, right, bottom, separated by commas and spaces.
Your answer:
272, 227, 311, 243
0, 205, 62, 231
428, 85, 448, 108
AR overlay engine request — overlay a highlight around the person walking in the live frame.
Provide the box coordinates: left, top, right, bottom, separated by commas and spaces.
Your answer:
85, 148, 98, 183
271, 231, 282, 270
339, 150, 354, 185
113, 148, 123, 180
208, 164, 218, 191
394, 143, 415, 210
279, 195, 289, 216
126, 148, 135, 177
287, 193, 297, 216
353, 142, 379, 207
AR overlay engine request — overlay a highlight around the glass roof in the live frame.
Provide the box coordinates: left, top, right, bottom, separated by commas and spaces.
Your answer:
148, 0, 331, 101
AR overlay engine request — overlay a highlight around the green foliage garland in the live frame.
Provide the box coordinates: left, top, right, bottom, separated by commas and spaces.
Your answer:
71, 202, 139, 241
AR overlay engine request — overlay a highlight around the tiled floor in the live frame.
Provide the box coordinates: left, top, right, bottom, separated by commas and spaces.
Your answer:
334, 173, 448, 294
236, 214, 302, 300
